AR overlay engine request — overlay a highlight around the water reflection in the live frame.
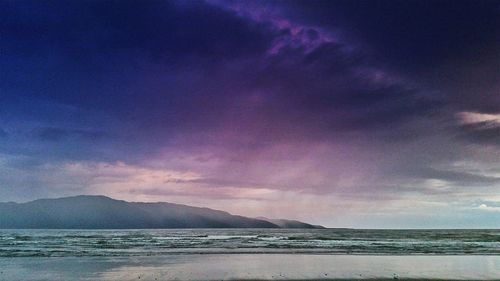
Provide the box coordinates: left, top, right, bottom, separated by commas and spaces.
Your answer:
0, 255, 499, 280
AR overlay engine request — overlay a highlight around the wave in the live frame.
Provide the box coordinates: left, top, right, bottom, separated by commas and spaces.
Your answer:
1, 229, 498, 257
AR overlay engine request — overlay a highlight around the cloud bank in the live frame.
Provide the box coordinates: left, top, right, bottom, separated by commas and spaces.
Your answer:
1, 0, 499, 227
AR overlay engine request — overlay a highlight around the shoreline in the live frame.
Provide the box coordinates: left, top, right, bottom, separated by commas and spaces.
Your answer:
3, 251, 500, 257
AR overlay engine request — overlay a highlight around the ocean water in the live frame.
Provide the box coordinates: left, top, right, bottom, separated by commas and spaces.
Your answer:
1, 228, 499, 257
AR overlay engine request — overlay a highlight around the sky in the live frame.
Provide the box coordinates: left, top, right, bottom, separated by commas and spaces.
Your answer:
1, 0, 499, 228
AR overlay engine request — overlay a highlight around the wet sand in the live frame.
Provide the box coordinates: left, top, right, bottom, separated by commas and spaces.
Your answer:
0, 254, 499, 280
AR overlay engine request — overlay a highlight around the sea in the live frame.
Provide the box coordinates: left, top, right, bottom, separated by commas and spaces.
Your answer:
1, 228, 499, 257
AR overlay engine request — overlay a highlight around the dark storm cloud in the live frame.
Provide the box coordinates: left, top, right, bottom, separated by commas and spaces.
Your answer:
1, 0, 444, 155
1, 0, 494, 158
0, 0, 273, 112
1, 1, 267, 105
281, 0, 500, 114
458, 122, 500, 146
282, 0, 499, 71
0, 0, 270, 60
0, 0, 274, 162
1, 0, 499, 226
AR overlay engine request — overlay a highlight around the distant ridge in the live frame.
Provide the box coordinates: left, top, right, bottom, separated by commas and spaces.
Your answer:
0, 195, 324, 229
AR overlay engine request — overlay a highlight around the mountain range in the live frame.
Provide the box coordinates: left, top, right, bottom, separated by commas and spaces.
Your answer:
0, 195, 324, 229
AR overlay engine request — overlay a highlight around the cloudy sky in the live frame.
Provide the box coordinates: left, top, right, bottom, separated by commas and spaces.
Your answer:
1, 0, 499, 228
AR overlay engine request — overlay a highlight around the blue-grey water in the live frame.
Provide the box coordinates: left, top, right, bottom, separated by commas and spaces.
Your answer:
1, 228, 499, 257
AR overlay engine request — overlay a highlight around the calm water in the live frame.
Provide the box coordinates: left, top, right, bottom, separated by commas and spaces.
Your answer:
1, 228, 499, 257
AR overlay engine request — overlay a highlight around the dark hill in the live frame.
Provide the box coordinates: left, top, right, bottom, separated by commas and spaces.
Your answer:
0, 195, 323, 229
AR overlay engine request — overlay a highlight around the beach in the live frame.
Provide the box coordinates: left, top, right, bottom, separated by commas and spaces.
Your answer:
0, 254, 499, 280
